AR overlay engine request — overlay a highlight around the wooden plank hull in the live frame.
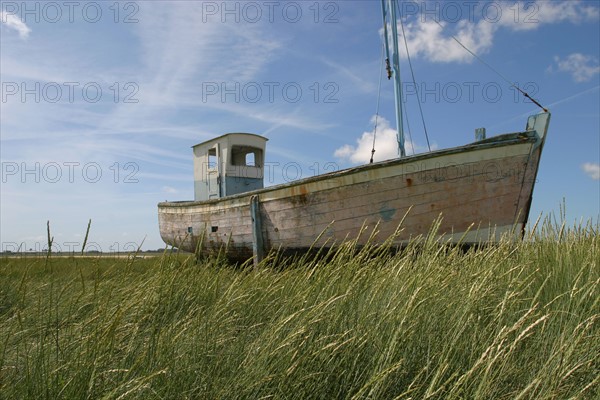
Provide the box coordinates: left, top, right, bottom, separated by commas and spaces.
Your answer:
158, 114, 549, 261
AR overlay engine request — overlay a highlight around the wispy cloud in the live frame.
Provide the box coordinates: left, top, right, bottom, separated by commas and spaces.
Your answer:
1, 3, 309, 167
0, 11, 31, 39
132, 3, 282, 108
582, 163, 600, 180
545, 85, 600, 109
550, 54, 600, 83
320, 58, 376, 93
530, 0, 600, 26
397, 1, 599, 63
162, 186, 179, 194
334, 116, 435, 164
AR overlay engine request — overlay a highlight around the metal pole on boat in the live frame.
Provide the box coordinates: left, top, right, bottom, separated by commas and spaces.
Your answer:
386, 0, 406, 157
250, 195, 265, 267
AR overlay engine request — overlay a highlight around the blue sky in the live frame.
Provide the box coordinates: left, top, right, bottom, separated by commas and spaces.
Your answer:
1, 0, 599, 252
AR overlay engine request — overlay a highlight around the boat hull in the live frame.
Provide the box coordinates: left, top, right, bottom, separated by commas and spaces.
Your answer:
158, 114, 549, 261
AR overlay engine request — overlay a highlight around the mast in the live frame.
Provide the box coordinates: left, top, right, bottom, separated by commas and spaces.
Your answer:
381, 0, 406, 157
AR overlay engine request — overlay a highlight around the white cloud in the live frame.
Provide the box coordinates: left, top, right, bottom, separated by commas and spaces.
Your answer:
162, 186, 179, 194
396, 1, 599, 63
494, 1, 599, 31
582, 163, 600, 180
334, 116, 435, 164
531, 1, 599, 25
400, 19, 494, 63
552, 54, 600, 83
0, 11, 31, 39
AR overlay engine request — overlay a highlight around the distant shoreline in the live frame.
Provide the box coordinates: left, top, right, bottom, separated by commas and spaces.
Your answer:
0, 250, 190, 258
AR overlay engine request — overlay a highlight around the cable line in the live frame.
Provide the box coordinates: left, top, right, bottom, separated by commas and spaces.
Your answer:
432, 19, 548, 113
370, 41, 386, 164
397, 1, 431, 152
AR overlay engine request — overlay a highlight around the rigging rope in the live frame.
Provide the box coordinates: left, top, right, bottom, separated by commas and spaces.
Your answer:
397, 1, 431, 152
432, 19, 548, 113
370, 41, 386, 164
404, 105, 416, 155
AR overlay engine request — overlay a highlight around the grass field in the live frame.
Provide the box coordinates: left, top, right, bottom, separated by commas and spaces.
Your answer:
0, 219, 598, 399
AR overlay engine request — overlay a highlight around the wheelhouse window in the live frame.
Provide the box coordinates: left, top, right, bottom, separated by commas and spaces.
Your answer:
208, 148, 217, 169
245, 152, 255, 166
231, 146, 262, 167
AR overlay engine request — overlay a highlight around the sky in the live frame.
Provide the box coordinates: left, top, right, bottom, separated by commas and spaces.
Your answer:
1, 0, 599, 252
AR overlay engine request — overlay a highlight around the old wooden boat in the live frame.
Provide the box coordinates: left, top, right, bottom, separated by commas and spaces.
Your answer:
158, 113, 549, 261
158, 1, 550, 263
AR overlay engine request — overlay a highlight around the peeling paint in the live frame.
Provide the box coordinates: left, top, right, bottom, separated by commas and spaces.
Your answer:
379, 205, 397, 222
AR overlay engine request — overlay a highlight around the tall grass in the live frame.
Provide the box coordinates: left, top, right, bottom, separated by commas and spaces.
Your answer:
0, 219, 598, 399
